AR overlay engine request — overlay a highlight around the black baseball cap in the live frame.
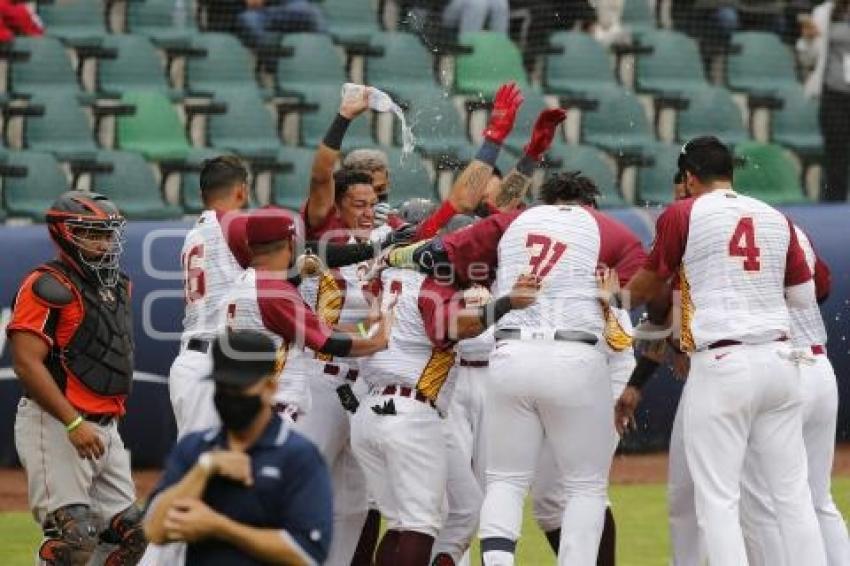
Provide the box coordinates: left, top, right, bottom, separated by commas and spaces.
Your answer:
210, 330, 279, 388
677, 136, 733, 182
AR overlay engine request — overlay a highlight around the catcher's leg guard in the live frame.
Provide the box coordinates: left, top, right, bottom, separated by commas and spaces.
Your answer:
101, 504, 147, 566
38, 505, 97, 566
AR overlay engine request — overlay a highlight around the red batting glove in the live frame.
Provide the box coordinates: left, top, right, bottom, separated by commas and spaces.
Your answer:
524, 108, 567, 161
482, 82, 524, 144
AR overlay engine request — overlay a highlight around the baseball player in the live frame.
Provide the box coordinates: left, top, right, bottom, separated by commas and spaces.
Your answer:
622, 136, 826, 565
351, 251, 541, 566
9, 191, 146, 565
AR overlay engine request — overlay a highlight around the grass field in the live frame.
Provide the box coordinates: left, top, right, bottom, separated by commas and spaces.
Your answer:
2, 478, 849, 565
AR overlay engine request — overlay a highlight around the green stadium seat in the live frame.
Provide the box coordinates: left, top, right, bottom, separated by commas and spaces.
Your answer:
366, 32, 437, 91
727, 32, 798, 96
11, 37, 82, 98
272, 146, 315, 211
97, 35, 173, 96
177, 148, 228, 214
635, 30, 707, 96
207, 88, 280, 160
38, 0, 108, 45
2, 151, 70, 220
771, 85, 822, 158
298, 85, 375, 148
278, 33, 346, 98
676, 86, 749, 146
545, 144, 626, 208
502, 91, 557, 156
117, 91, 191, 161
93, 150, 183, 219
321, 0, 381, 44
636, 142, 680, 205
621, 0, 656, 36
126, 0, 198, 44
544, 32, 617, 97
186, 33, 258, 96
581, 86, 654, 156
733, 142, 808, 205
381, 147, 438, 205
455, 32, 529, 97
25, 93, 99, 160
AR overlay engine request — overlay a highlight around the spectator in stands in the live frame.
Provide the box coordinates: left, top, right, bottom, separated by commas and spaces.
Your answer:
798, 0, 850, 202
0, 0, 43, 42
674, 1, 788, 51
236, 0, 327, 47
442, 0, 509, 33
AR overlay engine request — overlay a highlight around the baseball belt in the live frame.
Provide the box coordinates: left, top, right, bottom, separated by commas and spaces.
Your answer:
186, 338, 210, 354
494, 328, 598, 346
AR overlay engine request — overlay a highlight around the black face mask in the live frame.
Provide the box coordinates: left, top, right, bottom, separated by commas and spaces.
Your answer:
214, 389, 262, 432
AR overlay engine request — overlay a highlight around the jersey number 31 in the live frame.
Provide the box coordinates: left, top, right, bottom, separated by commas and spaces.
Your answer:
728, 217, 761, 271
526, 234, 567, 278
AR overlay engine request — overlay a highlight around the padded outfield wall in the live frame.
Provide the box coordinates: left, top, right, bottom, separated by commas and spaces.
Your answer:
0, 205, 848, 466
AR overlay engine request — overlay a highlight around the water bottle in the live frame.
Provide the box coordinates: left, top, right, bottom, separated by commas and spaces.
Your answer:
341, 83, 401, 114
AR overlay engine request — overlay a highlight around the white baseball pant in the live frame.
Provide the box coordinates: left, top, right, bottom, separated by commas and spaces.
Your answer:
479, 340, 612, 566
683, 342, 826, 566
739, 351, 850, 566
295, 370, 369, 566
432, 365, 488, 563
351, 391, 448, 537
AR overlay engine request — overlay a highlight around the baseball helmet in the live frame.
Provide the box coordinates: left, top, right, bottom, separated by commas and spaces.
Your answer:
398, 198, 438, 225
45, 191, 126, 287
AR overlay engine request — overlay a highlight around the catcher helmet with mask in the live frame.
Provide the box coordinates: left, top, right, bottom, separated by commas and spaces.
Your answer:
45, 191, 126, 288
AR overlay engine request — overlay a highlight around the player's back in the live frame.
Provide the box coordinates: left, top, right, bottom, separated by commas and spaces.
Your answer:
681, 190, 792, 350
180, 210, 244, 340
496, 205, 604, 337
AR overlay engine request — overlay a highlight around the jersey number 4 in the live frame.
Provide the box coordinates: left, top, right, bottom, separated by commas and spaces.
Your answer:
182, 244, 206, 303
728, 217, 761, 271
526, 234, 567, 278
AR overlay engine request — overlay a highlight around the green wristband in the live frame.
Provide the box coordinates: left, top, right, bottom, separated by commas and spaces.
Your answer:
66, 415, 84, 433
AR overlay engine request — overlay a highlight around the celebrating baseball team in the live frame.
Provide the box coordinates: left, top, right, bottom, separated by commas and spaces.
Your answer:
8, 80, 849, 566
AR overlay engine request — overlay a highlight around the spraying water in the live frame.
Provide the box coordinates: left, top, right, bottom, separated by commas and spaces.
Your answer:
341, 83, 417, 161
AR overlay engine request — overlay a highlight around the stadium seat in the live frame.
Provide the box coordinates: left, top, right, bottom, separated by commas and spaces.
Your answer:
272, 146, 315, 211
455, 32, 529, 97
278, 33, 346, 98
390, 87, 471, 162
727, 32, 798, 96
297, 85, 375, 148
635, 142, 680, 205
581, 87, 654, 156
177, 148, 228, 214
24, 93, 99, 160
621, 0, 656, 36
117, 91, 191, 161
2, 151, 70, 220
366, 32, 437, 92
186, 33, 258, 96
37, 0, 108, 44
502, 91, 557, 156
97, 35, 173, 96
11, 37, 82, 98
545, 144, 626, 208
206, 89, 280, 160
733, 142, 808, 205
126, 0, 198, 44
380, 147, 438, 205
634, 30, 707, 97
93, 150, 183, 219
771, 85, 823, 158
676, 86, 749, 146
544, 32, 618, 97
321, 0, 381, 44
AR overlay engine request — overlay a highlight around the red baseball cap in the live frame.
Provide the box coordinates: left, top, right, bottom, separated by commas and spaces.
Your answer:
245, 208, 298, 246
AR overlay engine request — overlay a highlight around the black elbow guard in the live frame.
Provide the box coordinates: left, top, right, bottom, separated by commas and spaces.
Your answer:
321, 333, 353, 357
412, 238, 452, 276
324, 242, 377, 268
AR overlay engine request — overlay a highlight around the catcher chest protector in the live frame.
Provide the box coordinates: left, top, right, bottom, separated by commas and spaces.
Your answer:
42, 260, 134, 397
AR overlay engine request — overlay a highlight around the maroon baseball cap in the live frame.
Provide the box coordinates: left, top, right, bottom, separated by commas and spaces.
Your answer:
245, 208, 298, 246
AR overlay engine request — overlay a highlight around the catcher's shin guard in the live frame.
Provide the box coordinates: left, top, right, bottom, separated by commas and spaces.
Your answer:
39, 505, 98, 566
101, 504, 147, 565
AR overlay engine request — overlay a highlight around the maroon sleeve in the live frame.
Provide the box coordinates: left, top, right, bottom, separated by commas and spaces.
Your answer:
784, 217, 813, 287
418, 278, 464, 350
443, 211, 521, 286
589, 208, 648, 285
301, 200, 347, 241
414, 200, 458, 241
813, 255, 831, 302
645, 198, 695, 280
216, 210, 252, 269
256, 278, 333, 351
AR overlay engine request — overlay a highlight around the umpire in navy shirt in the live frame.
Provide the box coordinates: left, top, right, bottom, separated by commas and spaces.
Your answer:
144, 330, 333, 565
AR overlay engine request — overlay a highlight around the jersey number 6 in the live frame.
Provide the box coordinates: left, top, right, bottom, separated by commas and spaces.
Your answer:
728, 217, 761, 272
526, 234, 567, 278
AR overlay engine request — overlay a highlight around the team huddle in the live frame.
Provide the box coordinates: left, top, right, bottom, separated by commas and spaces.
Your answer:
7, 81, 849, 566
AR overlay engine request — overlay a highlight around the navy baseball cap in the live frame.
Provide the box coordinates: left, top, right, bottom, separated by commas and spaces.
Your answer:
210, 330, 279, 388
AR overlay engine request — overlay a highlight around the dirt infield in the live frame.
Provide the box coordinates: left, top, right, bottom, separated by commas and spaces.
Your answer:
1, 445, 849, 512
